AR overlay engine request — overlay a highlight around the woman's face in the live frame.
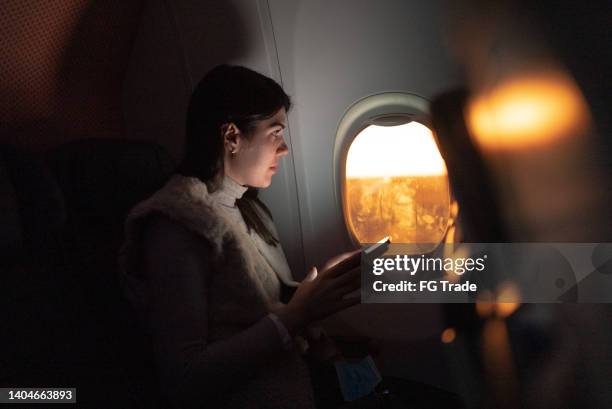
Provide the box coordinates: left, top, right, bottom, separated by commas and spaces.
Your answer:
224, 108, 289, 188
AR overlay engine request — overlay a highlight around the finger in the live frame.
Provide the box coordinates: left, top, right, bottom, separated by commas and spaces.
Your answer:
321, 250, 359, 271
304, 266, 318, 282
327, 276, 360, 299
324, 249, 361, 269
315, 268, 359, 301
329, 266, 360, 287
323, 268, 359, 292
321, 251, 362, 279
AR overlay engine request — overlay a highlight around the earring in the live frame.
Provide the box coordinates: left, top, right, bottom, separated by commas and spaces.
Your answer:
230, 148, 236, 155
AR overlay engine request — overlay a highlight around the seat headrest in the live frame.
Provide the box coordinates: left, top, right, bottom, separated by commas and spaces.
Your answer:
47, 138, 175, 228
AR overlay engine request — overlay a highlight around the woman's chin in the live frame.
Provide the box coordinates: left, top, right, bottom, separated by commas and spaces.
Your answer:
250, 177, 272, 189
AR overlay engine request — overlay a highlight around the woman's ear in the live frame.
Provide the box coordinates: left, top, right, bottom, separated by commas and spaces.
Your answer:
222, 123, 241, 153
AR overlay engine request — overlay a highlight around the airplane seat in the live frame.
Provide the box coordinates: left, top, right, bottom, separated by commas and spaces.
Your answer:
46, 138, 175, 408
0, 144, 77, 388
430, 89, 511, 407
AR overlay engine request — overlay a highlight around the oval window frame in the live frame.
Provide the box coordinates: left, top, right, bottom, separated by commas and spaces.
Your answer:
333, 92, 446, 247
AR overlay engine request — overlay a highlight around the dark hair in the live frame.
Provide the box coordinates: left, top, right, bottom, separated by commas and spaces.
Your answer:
178, 64, 291, 246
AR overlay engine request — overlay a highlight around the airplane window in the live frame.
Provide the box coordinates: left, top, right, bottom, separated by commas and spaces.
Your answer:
333, 93, 453, 253
344, 121, 451, 251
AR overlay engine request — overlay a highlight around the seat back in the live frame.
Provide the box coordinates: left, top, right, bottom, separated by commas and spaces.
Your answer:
47, 138, 175, 408
0, 144, 69, 386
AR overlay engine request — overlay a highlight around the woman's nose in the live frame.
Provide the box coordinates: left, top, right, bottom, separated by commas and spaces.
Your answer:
277, 139, 289, 156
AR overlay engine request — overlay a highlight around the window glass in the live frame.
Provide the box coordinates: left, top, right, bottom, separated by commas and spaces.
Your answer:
345, 121, 450, 251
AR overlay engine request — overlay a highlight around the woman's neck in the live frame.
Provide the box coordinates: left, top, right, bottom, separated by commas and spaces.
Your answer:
211, 175, 248, 208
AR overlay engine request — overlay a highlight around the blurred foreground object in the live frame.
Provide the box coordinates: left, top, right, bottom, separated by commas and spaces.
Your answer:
436, 1, 612, 408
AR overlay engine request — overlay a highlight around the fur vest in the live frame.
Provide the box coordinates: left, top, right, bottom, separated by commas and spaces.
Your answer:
118, 174, 315, 409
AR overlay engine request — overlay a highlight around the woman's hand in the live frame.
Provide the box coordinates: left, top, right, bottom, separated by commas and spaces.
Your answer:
276, 250, 362, 335
320, 249, 361, 274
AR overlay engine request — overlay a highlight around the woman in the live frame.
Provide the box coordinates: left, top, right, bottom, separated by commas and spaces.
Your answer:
119, 65, 361, 409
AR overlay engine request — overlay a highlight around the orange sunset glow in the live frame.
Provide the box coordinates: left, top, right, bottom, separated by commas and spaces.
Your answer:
467, 71, 591, 150
345, 122, 451, 248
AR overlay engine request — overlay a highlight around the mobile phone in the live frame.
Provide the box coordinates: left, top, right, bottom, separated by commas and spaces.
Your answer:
323, 237, 391, 275
363, 236, 391, 258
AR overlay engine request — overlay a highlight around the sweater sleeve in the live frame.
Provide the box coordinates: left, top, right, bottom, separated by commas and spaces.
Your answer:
141, 215, 288, 408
